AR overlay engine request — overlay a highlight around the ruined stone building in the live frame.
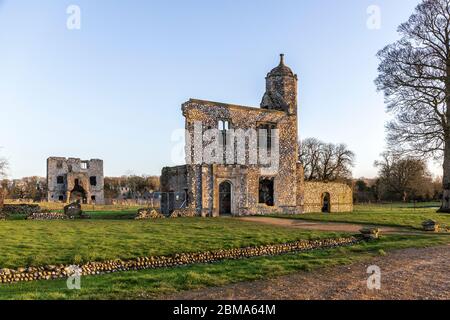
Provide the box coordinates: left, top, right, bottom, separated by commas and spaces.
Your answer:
47, 157, 105, 204
161, 55, 353, 216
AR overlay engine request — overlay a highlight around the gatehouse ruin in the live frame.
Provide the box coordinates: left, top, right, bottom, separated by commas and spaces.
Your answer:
47, 157, 105, 204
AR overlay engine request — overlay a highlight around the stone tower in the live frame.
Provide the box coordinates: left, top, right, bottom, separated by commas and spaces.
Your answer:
261, 54, 298, 115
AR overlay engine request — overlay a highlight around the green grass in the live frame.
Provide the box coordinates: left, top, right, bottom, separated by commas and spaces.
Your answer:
273, 204, 450, 230
0, 233, 447, 300
1, 204, 450, 300
85, 209, 137, 220
0, 218, 343, 269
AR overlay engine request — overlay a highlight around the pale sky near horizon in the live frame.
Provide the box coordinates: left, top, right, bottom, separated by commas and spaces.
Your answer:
0, 0, 442, 179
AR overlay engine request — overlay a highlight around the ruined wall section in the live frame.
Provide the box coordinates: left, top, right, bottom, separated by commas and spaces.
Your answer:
303, 182, 353, 213
47, 157, 104, 204
160, 165, 188, 215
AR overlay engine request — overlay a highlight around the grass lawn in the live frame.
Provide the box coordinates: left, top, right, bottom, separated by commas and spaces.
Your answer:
0, 218, 344, 269
0, 233, 447, 300
273, 204, 450, 230
1, 204, 450, 299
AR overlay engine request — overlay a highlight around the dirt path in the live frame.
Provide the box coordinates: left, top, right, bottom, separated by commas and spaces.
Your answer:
238, 216, 411, 234
164, 245, 450, 300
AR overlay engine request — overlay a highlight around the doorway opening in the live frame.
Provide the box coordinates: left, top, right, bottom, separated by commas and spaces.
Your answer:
322, 192, 331, 213
219, 181, 232, 215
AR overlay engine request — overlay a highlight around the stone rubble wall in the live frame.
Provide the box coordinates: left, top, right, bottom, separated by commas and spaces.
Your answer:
27, 212, 68, 220
0, 236, 361, 284
1, 204, 41, 215
303, 182, 353, 213
135, 208, 165, 220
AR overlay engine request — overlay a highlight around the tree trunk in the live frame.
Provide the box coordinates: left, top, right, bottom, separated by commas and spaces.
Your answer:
439, 141, 450, 212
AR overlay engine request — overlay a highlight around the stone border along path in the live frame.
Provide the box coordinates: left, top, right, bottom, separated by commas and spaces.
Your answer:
0, 237, 361, 284
164, 244, 450, 300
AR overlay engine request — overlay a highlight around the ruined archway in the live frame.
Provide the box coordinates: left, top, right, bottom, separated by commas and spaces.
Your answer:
322, 192, 331, 213
70, 179, 87, 204
219, 181, 232, 215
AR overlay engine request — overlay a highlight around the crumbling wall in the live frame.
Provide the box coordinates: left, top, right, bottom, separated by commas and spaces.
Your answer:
47, 157, 105, 204
303, 182, 353, 213
160, 165, 189, 215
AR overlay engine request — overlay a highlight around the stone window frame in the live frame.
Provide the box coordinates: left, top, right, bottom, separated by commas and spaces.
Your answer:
218, 119, 232, 164
56, 176, 64, 184
80, 161, 88, 170
257, 121, 277, 151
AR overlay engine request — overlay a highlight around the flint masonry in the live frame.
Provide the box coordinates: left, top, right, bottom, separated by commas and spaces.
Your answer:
161, 55, 353, 216
47, 157, 105, 204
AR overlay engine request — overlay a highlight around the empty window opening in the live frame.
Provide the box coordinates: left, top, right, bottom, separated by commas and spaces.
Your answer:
218, 120, 230, 131
258, 123, 276, 150
57, 176, 64, 184
80, 162, 88, 170
90, 176, 97, 186
91, 195, 96, 202
259, 178, 274, 206
184, 188, 189, 206
58, 195, 64, 202
218, 120, 232, 163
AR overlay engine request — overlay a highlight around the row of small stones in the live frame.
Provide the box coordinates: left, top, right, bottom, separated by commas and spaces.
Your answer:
26, 212, 68, 220
0, 237, 361, 284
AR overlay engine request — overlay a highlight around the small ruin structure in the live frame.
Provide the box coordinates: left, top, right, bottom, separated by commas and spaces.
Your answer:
47, 157, 105, 204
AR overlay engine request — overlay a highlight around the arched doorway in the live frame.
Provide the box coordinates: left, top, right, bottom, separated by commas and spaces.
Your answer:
322, 192, 331, 213
219, 181, 232, 215
70, 179, 87, 204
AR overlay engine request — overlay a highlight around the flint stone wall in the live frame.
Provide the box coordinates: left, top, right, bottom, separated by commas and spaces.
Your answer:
0, 236, 361, 284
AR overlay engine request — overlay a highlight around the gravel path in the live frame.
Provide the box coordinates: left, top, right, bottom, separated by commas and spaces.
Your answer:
165, 245, 450, 300
238, 217, 412, 234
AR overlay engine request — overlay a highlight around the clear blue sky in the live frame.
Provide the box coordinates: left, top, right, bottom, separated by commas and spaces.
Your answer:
1, 0, 434, 179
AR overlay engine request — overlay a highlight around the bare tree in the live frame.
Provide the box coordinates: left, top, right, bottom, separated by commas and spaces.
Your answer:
375, 0, 450, 211
374, 152, 434, 202
0, 157, 7, 209
299, 138, 355, 182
